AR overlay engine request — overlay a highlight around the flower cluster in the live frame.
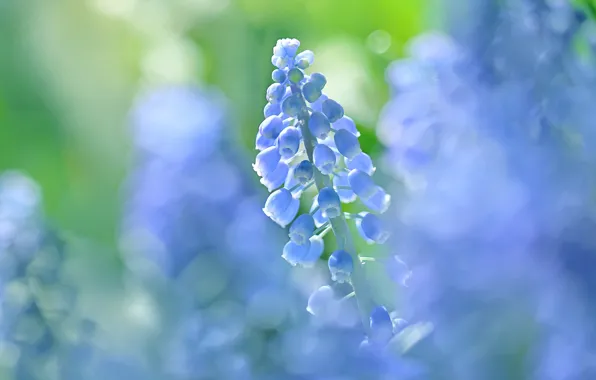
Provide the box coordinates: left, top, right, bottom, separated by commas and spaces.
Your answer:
0, 171, 88, 379
379, 1, 596, 377
254, 38, 394, 343
122, 85, 388, 378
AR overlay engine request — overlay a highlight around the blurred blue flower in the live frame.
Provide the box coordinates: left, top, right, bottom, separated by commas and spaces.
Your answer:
379, 1, 596, 377
0, 171, 87, 379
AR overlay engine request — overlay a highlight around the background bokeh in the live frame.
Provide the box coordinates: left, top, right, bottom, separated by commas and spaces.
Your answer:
0, 0, 427, 249
3, 0, 596, 379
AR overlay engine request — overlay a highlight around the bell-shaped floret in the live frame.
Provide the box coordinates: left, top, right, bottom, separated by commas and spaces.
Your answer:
277, 127, 302, 159
303, 82, 322, 103
322, 98, 344, 123
317, 187, 341, 219
310, 198, 328, 228
259, 115, 283, 139
272, 69, 287, 83
306, 285, 335, 317
282, 236, 324, 267
266, 83, 286, 104
334, 129, 361, 159
309, 73, 327, 90
328, 249, 354, 283
333, 116, 360, 137
356, 212, 389, 244
254, 146, 281, 177
369, 306, 394, 346
295, 50, 314, 69
347, 169, 377, 200
313, 144, 337, 175
255, 132, 275, 151
263, 188, 300, 227
282, 93, 305, 117
260, 162, 289, 192
309, 112, 331, 139
293, 160, 314, 185
264, 102, 281, 118
289, 214, 316, 245
333, 173, 357, 203
362, 186, 391, 214
345, 152, 375, 175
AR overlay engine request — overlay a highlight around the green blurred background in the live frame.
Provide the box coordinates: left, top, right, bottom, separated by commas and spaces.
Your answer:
0, 0, 431, 259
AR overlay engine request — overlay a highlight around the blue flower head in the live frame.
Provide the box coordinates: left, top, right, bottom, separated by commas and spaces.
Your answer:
253, 39, 394, 342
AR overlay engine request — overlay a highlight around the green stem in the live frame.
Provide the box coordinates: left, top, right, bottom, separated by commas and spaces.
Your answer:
294, 89, 374, 333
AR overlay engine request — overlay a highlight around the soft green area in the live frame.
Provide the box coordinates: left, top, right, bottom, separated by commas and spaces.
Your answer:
0, 0, 428, 263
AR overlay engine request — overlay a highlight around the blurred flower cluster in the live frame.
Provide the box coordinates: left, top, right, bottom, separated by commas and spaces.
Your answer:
379, 0, 596, 378
0, 172, 97, 379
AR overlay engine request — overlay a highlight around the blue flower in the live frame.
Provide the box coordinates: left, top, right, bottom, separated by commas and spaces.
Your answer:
289, 214, 315, 245
253, 146, 281, 178
255, 40, 392, 346
260, 162, 289, 192
334, 129, 362, 159
263, 188, 300, 227
348, 169, 377, 200
328, 250, 354, 283
313, 144, 337, 175
345, 152, 375, 175
333, 115, 360, 137
293, 160, 314, 185
333, 172, 357, 203
302, 81, 323, 103
255, 131, 275, 151
309, 111, 331, 139
379, 3, 596, 376
277, 126, 301, 159
282, 93, 304, 117
272, 69, 287, 83
266, 83, 286, 103
356, 213, 389, 244
322, 98, 344, 123
259, 115, 283, 139
317, 187, 342, 219
282, 236, 324, 267
294, 50, 315, 69
308, 73, 327, 90
361, 186, 391, 213
264, 102, 281, 118
306, 285, 336, 317
0, 171, 83, 376
310, 198, 328, 228
369, 306, 393, 346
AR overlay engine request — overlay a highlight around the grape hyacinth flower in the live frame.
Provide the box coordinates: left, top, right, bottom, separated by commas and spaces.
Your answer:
123, 84, 384, 379
253, 39, 392, 336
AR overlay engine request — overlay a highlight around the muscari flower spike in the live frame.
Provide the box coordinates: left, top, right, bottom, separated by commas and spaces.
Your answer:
253, 38, 393, 339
